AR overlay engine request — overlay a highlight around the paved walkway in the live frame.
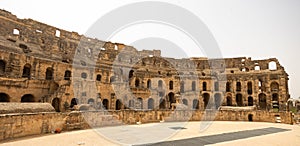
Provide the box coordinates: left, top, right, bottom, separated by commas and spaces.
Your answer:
1, 121, 300, 146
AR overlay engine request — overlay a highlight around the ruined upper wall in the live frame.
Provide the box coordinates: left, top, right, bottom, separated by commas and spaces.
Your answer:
0, 9, 287, 75
0, 9, 161, 64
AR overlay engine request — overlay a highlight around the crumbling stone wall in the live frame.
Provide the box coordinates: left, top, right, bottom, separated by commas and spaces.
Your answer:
0, 9, 290, 114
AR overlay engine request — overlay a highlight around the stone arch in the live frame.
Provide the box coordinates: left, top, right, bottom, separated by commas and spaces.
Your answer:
116, 99, 122, 110
137, 97, 143, 109
148, 98, 154, 109
248, 114, 253, 121
64, 70, 71, 80
270, 82, 279, 92
70, 98, 78, 108
214, 93, 222, 109
226, 96, 232, 106
45, 67, 54, 80
159, 98, 166, 109
52, 98, 60, 112
168, 92, 175, 109
259, 93, 267, 109
22, 63, 31, 78
248, 96, 253, 106
182, 98, 188, 106
21, 94, 35, 102
0, 93, 10, 102
102, 99, 109, 109
203, 93, 210, 108
0, 60, 6, 74
192, 99, 199, 109
236, 94, 243, 106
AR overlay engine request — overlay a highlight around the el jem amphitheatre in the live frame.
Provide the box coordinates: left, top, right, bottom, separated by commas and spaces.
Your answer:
0, 9, 299, 145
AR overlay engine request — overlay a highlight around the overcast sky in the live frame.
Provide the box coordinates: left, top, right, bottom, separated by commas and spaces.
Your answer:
0, 0, 299, 98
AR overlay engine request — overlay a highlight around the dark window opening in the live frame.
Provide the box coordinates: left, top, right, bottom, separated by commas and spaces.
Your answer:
52, 98, 60, 112
0, 93, 9, 102
102, 99, 109, 109
116, 99, 122, 110
96, 74, 102, 81
22, 64, 31, 78
169, 81, 173, 90
247, 82, 253, 95
248, 96, 253, 106
203, 93, 210, 109
226, 82, 231, 92
135, 78, 140, 87
236, 82, 242, 92
70, 98, 78, 108
259, 93, 267, 109
168, 92, 175, 109
21, 94, 35, 102
0, 60, 5, 75
64, 70, 71, 80
236, 94, 243, 106
129, 70, 134, 79
226, 96, 232, 106
147, 79, 151, 88
203, 82, 207, 91
46, 67, 53, 80
248, 114, 253, 121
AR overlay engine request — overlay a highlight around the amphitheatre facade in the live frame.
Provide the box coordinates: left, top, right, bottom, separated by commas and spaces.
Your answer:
0, 9, 294, 140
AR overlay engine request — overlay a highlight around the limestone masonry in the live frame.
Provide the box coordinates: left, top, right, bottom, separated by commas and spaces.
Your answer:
0, 9, 294, 141
0, 9, 290, 112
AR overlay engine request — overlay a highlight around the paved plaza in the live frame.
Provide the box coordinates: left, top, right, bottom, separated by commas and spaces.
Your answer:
1, 121, 300, 146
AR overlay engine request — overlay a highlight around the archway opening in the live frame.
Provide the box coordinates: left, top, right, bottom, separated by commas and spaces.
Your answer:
102, 99, 109, 110
259, 93, 267, 109
182, 99, 188, 106
203, 93, 210, 108
21, 94, 35, 102
159, 98, 166, 109
226, 96, 232, 106
168, 92, 175, 109
116, 99, 122, 110
248, 114, 253, 121
70, 98, 78, 108
52, 98, 60, 112
22, 64, 31, 78
64, 70, 71, 80
0, 93, 9, 102
46, 67, 53, 80
248, 96, 253, 106
148, 98, 154, 109
236, 94, 243, 106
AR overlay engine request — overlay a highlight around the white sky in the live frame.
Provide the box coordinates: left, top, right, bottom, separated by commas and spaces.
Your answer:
0, 0, 299, 98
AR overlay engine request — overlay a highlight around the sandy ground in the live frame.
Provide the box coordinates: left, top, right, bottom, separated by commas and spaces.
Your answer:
1, 121, 299, 146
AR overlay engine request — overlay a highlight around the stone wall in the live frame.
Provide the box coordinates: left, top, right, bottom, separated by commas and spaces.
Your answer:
0, 110, 293, 141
